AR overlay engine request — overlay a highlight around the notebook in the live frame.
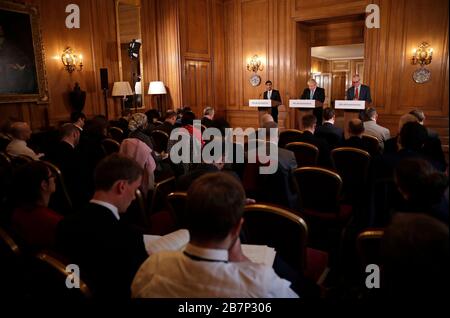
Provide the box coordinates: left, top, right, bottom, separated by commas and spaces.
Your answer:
143, 230, 276, 267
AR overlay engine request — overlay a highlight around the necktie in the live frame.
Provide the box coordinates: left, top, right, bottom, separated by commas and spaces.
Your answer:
354, 86, 359, 100
310, 89, 314, 99
268, 90, 271, 99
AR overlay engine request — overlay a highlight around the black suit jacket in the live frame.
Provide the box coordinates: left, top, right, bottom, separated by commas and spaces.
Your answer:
300, 87, 325, 103
346, 84, 372, 103
339, 136, 371, 153
298, 131, 331, 167
49, 141, 87, 212
315, 123, 344, 148
201, 117, 214, 128
56, 203, 148, 299
259, 89, 282, 112
153, 121, 175, 136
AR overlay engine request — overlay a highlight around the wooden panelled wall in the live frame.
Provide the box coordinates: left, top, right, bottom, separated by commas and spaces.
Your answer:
0, 0, 121, 129
0, 0, 448, 154
222, 0, 448, 154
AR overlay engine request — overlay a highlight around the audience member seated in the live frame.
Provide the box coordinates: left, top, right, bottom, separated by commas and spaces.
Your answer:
78, 115, 109, 199
153, 110, 177, 135
70, 111, 86, 131
167, 111, 204, 175
57, 154, 148, 299
394, 158, 448, 225
314, 107, 344, 148
10, 161, 63, 250
128, 113, 154, 150
48, 123, 86, 208
380, 122, 440, 174
112, 109, 132, 136
201, 106, 215, 128
145, 109, 161, 132
363, 107, 391, 151
381, 213, 449, 303
409, 109, 447, 171
340, 118, 371, 153
174, 107, 192, 127
6, 122, 43, 160
298, 114, 331, 167
259, 122, 298, 209
131, 172, 298, 298
384, 113, 419, 154
120, 138, 156, 196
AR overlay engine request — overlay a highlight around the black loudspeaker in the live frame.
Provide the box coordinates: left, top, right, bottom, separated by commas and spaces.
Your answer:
100, 68, 108, 90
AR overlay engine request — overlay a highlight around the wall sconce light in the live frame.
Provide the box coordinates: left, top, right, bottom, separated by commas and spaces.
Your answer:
246, 55, 263, 87
411, 42, 433, 83
61, 47, 83, 73
411, 42, 433, 66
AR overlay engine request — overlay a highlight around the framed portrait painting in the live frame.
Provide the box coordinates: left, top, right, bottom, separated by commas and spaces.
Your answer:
0, 0, 48, 103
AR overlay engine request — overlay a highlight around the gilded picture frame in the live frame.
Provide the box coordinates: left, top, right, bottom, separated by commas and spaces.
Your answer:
0, 0, 49, 104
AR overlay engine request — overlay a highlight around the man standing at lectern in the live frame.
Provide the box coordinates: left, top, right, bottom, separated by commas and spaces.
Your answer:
346, 75, 372, 120
300, 78, 325, 126
261, 80, 282, 123
346, 75, 372, 104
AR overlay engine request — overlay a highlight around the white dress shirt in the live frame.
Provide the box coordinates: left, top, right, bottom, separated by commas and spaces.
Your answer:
90, 199, 120, 220
6, 139, 42, 160
131, 243, 298, 298
267, 90, 272, 100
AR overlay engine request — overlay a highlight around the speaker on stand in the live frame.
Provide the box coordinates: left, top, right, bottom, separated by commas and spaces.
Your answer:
100, 68, 109, 119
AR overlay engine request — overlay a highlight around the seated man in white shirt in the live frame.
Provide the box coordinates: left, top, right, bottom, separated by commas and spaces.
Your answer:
6, 122, 43, 160
131, 172, 298, 298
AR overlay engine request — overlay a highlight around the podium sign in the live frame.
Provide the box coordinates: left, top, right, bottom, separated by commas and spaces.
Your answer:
335, 100, 365, 110
289, 99, 315, 108
249, 99, 272, 108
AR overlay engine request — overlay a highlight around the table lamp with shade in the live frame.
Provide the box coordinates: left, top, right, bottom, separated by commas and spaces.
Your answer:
148, 81, 167, 114
112, 81, 133, 112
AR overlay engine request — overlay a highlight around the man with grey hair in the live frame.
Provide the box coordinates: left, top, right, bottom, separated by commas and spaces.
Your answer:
346, 74, 372, 104
300, 78, 325, 126
363, 107, 391, 150
201, 106, 215, 128
6, 122, 43, 160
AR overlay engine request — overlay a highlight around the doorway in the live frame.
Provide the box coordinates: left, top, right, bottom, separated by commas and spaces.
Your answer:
294, 14, 365, 129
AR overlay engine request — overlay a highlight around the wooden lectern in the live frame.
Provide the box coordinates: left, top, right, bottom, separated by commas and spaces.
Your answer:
249, 99, 282, 126
335, 100, 365, 139
289, 99, 323, 130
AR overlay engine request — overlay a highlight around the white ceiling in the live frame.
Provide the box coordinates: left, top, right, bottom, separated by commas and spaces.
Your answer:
311, 44, 364, 60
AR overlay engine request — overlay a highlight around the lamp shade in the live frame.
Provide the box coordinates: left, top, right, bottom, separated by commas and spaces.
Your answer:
148, 81, 167, 95
112, 81, 133, 97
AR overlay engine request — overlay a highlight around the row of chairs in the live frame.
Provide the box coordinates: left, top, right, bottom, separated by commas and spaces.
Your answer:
0, 152, 74, 215
104, 127, 171, 155
279, 128, 380, 153
0, 226, 92, 300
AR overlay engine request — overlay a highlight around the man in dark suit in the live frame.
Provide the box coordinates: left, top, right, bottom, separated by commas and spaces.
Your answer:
261, 80, 282, 123
314, 107, 344, 148
48, 123, 87, 212
57, 154, 148, 299
300, 79, 326, 126
298, 114, 331, 167
340, 118, 370, 153
201, 106, 215, 128
153, 110, 177, 135
346, 75, 372, 103
346, 75, 372, 120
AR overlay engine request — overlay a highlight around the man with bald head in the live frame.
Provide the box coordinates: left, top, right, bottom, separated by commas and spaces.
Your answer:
339, 118, 370, 153
6, 122, 43, 160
